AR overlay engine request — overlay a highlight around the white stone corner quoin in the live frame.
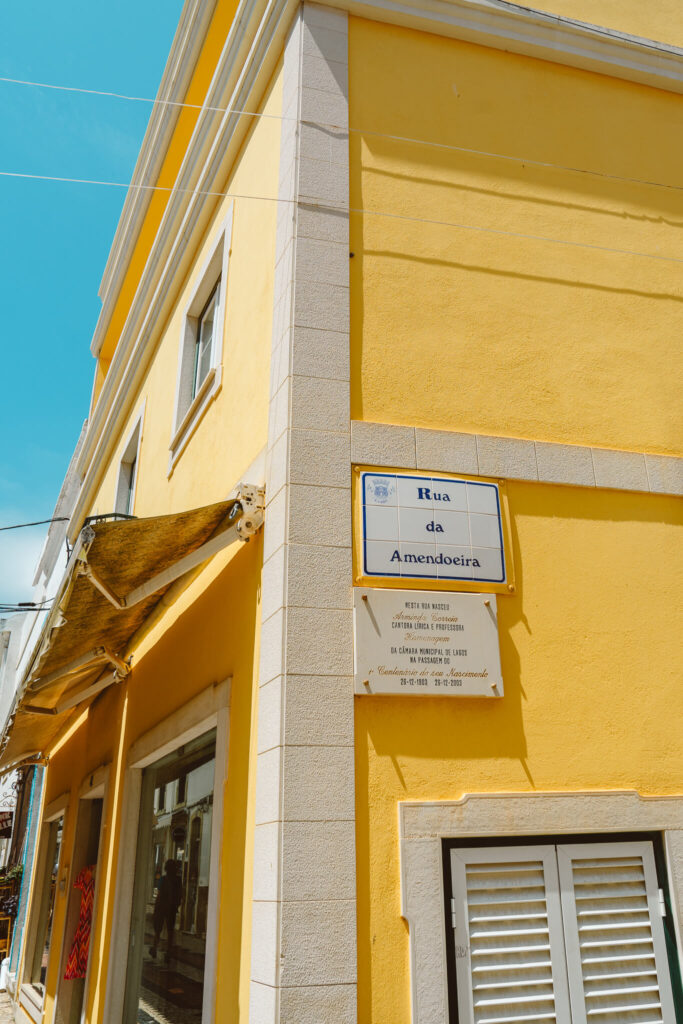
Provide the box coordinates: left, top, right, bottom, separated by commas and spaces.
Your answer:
251, 4, 355, 1022
398, 791, 683, 1024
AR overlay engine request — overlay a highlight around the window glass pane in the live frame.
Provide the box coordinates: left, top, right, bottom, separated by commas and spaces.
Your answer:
29, 817, 63, 997
192, 283, 219, 399
123, 730, 216, 1024
124, 456, 137, 516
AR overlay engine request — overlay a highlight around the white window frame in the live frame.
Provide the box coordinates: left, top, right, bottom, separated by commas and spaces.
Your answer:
169, 207, 233, 472
102, 680, 230, 1024
19, 791, 70, 1024
114, 402, 145, 517
399, 791, 683, 1024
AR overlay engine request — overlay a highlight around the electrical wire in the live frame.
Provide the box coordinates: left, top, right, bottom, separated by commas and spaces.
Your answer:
2, 74, 683, 195
0, 517, 69, 532
0, 170, 682, 266
0, 602, 53, 613
0, 609, 51, 614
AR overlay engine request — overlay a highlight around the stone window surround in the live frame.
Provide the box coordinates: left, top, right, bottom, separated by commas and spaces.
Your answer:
168, 205, 234, 473
399, 791, 683, 1024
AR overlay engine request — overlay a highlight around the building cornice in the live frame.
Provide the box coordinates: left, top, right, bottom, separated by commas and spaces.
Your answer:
341, 0, 683, 94
93, 0, 218, 355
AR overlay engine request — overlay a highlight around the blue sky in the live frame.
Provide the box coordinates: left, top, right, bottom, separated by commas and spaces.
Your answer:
0, 0, 184, 601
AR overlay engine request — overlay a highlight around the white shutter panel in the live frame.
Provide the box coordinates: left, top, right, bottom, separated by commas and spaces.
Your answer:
450, 846, 572, 1024
557, 841, 676, 1024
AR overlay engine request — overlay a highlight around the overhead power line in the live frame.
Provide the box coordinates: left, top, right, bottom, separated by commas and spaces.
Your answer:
0, 599, 53, 611
0, 516, 69, 532
1, 74, 683, 195
0, 171, 682, 266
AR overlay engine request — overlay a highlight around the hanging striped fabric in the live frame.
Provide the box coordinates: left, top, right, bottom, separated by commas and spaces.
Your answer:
64, 865, 96, 981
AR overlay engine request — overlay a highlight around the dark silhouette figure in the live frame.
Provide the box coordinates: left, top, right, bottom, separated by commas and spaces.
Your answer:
150, 860, 182, 963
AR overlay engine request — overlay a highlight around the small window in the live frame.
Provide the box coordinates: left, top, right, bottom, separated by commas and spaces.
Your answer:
170, 207, 233, 469
114, 412, 143, 517
176, 774, 187, 806
192, 280, 220, 400
447, 838, 679, 1024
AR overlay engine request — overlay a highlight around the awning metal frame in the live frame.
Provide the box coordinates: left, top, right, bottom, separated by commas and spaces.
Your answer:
74, 483, 264, 611
29, 646, 130, 694
24, 668, 122, 717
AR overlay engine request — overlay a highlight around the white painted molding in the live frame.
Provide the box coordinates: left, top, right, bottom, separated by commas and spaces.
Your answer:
72, 0, 300, 538
168, 204, 234, 472
94, 0, 218, 350
351, 420, 683, 495
399, 791, 683, 1024
126, 678, 230, 768
78, 763, 110, 799
43, 791, 70, 823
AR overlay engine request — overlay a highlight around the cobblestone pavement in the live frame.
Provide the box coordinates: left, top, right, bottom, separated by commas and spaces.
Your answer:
0, 992, 13, 1023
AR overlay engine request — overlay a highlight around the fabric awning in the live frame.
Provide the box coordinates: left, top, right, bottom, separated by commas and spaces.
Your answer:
0, 488, 263, 770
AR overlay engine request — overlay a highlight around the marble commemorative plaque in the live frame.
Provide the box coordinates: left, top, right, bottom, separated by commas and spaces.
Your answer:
354, 587, 503, 696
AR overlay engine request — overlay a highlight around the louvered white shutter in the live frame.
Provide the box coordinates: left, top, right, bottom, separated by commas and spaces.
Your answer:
557, 841, 676, 1024
450, 845, 572, 1024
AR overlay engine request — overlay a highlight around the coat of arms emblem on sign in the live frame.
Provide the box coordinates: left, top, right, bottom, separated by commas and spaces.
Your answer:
369, 477, 395, 504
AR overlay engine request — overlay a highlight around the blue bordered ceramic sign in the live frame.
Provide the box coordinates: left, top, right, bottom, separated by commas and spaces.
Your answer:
361, 471, 506, 585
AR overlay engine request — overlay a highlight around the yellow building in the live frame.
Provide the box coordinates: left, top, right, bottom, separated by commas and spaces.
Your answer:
2, 0, 682, 1022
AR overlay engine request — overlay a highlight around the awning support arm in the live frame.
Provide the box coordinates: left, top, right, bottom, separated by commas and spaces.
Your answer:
24, 669, 121, 717
29, 646, 130, 693
77, 563, 125, 608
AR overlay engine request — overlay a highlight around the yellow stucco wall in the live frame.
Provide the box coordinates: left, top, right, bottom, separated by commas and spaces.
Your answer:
349, 18, 683, 455
355, 481, 683, 1022
349, 16, 683, 1023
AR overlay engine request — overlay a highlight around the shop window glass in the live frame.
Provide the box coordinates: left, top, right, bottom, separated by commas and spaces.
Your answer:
123, 730, 216, 1024
28, 817, 63, 998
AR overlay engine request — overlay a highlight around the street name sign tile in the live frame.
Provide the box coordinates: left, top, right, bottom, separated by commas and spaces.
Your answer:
360, 471, 506, 585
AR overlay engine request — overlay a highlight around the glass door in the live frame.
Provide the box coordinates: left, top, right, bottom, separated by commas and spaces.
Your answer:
123, 730, 216, 1024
